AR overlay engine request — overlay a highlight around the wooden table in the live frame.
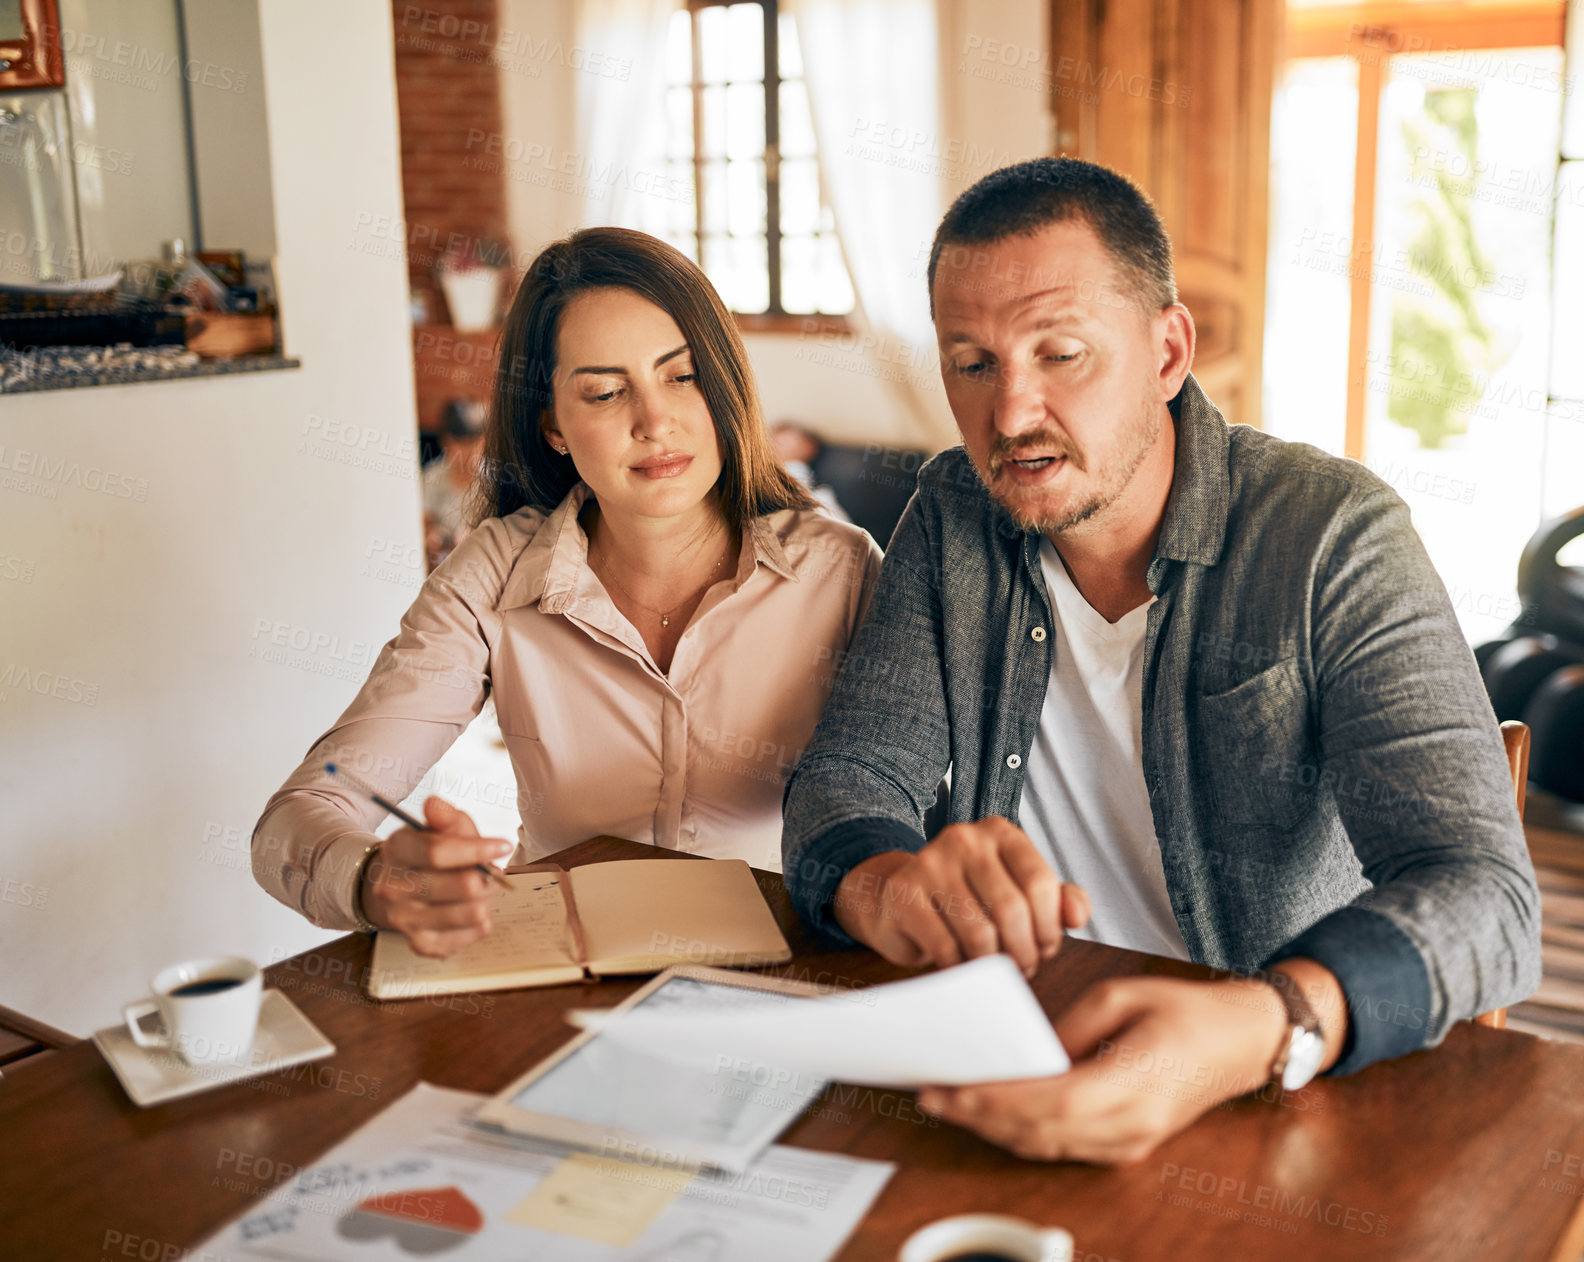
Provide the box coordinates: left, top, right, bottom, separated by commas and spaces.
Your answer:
6, 836, 1584, 1261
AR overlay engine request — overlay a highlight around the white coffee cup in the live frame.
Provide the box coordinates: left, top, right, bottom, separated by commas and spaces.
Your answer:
123, 956, 263, 1068
900, 1214, 1075, 1262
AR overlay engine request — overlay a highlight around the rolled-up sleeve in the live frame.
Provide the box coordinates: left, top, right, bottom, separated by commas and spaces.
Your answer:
251, 528, 508, 930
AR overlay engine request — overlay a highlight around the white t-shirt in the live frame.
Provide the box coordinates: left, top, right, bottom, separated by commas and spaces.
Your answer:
1020, 537, 1191, 960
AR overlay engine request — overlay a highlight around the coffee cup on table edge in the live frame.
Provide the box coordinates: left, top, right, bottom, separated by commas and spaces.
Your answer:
900, 1214, 1075, 1262
122, 956, 262, 1068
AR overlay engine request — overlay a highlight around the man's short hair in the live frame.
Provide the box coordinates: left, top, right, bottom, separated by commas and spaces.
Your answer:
926, 156, 1177, 317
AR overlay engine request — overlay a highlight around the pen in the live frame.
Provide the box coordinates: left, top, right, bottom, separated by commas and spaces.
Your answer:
323, 763, 513, 889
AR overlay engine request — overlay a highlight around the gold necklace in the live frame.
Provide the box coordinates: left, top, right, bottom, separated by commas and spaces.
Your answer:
591, 536, 730, 628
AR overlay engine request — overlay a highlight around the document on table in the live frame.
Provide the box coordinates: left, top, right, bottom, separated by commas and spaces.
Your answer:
495, 973, 829, 1170
194, 1082, 894, 1262
568, 954, 1070, 1086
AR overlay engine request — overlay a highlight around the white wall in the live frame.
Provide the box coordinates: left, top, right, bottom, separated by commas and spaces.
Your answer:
938, 0, 1051, 201
0, 0, 422, 1037
743, 331, 928, 449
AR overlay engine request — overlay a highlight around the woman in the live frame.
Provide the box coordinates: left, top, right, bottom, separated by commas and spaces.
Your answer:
252, 228, 882, 958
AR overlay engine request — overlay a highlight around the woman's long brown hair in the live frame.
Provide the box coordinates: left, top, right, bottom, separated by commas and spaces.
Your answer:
470, 227, 814, 530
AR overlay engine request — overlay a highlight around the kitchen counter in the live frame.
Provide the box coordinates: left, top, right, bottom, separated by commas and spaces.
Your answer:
0, 344, 300, 394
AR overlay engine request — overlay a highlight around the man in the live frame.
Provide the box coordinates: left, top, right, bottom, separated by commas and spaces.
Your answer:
423, 398, 488, 569
781, 156, 1539, 1163
770, 421, 853, 522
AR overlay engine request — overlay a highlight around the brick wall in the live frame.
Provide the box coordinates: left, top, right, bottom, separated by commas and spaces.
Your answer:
391, 0, 509, 431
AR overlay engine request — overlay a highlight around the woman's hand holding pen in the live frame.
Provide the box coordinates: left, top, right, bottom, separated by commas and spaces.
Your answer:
360, 797, 515, 958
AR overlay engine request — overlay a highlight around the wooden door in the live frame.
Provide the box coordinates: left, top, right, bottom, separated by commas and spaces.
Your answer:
1049, 0, 1279, 427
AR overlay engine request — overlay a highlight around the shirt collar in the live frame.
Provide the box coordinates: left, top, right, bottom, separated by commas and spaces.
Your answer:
497, 482, 798, 613
745, 512, 799, 582
1151, 372, 1231, 571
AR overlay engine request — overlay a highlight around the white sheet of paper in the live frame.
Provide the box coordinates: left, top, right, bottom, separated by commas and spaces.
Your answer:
568, 955, 1070, 1086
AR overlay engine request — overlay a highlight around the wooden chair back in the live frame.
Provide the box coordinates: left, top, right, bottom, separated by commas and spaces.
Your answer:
1472, 720, 1531, 1030
0, 1001, 79, 1077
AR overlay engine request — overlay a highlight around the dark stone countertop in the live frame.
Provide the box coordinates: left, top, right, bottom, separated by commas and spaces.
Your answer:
1, 346, 301, 394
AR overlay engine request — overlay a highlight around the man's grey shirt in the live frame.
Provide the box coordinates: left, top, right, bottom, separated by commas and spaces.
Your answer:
782, 374, 1540, 1074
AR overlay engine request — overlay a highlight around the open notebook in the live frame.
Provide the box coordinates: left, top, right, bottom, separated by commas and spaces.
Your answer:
367, 857, 792, 999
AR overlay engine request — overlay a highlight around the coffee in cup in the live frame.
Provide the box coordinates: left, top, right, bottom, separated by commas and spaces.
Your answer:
900, 1215, 1074, 1262
122, 956, 263, 1068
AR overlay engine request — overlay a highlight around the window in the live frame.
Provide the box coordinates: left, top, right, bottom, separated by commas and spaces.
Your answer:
661, 0, 854, 323
1264, 2, 1577, 644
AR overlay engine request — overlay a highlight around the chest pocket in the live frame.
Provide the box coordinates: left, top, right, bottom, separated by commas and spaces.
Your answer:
1197, 657, 1314, 831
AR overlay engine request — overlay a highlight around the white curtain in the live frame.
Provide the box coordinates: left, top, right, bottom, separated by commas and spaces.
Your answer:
789, 0, 959, 448
573, 0, 682, 229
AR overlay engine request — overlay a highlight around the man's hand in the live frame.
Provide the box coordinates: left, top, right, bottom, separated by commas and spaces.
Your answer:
832, 817, 1091, 976
360, 797, 514, 957
917, 975, 1292, 1164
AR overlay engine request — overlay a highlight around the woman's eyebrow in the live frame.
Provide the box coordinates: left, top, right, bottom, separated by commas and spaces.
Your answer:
570, 344, 690, 377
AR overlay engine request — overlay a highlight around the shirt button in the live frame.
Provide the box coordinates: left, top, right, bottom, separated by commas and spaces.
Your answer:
1006, 754, 1022, 769
1030, 626, 1047, 642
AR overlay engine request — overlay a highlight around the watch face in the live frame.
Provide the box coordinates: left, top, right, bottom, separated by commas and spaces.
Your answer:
1281, 1030, 1327, 1091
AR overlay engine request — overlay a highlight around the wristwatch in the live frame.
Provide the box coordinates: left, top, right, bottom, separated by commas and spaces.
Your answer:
1264, 972, 1327, 1091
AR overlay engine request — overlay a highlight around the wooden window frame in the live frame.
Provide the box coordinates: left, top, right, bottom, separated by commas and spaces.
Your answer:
732, 311, 852, 334
1283, 1, 1565, 460
686, 0, 852, 335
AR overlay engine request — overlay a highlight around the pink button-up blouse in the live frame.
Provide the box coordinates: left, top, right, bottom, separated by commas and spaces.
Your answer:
252, 483, 883, 930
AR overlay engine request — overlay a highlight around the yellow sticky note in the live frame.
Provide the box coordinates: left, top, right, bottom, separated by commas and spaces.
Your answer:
507, 1153, 693, 1247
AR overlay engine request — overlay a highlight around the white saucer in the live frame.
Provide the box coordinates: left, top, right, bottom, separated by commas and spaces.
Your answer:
92, 988, 336, 1107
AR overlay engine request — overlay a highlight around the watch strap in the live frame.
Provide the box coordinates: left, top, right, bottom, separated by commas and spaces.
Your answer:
1266, 969, 1325, 1035
351, 841, 383, 934
1259, 969, 1325, 1086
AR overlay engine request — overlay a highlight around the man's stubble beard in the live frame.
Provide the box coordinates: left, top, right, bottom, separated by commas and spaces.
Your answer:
979, 388, 1162, 536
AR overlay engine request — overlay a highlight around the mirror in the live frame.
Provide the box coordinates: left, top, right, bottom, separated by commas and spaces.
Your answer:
0, 0, 64, 91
